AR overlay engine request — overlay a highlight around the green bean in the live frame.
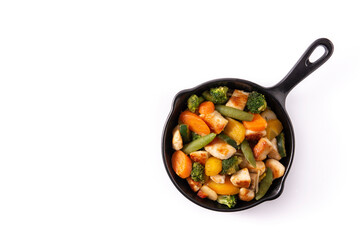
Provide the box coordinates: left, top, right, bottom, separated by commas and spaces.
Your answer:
240, 139, 256, 167
277, 132, 286, 158
182, 133, 216, 154
255, 168, 273, 200
191, 132, 201, 141
198, 96, 205, 104
215, 105, 254, 121
202, 91, 215, 102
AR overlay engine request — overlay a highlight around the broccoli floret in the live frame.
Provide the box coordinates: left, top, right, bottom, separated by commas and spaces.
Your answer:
191, 162, 205, 183
202, 86, 229, 104
221, 156, 242, 175
187, 94, 204, 113
217, 195, 237, 208
187, 94, 200, 112
209, 86, 229, 104
246, 91, 267, 113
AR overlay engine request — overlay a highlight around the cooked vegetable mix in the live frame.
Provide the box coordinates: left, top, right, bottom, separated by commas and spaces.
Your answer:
170, 86, 287, 208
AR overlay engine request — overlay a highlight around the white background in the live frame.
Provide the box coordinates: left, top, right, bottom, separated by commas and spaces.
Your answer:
1, 1, 359, 239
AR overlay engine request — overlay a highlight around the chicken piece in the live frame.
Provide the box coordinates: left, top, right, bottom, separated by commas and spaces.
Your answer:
245, 129, 266, 141
249, 172, 259, 193
189, 151, 210, 165
197, 189, 207, 198
265, 159, 285, 179
253, 137, 274, 161
239, 188, 255, 201
210, 174, 225, 184
230, 168, 251, 188
172, 125, 183, 150
204, 137, 236, 160
200, 110, 228, 134
225, 90, 249, 110
197, 185, 218, 201
239, 159, 266, 176
260, 109, 277, 121
186, 177, 202, 192
247, 160, 266, 176
268, 138, 282, 160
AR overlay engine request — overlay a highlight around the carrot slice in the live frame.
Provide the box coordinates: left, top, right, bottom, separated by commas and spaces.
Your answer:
199, 101, 215, 115
179, 110, 210, 136
243, 113, 267, 131
171, 150, 192, 178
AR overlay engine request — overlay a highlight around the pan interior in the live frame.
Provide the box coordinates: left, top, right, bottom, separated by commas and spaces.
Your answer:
162, 78, 294, 211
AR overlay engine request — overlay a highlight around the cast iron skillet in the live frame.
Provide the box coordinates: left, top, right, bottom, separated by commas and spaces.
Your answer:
162, 38, 334, 212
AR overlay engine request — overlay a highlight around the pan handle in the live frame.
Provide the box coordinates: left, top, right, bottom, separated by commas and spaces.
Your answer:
268, 38, 334, 105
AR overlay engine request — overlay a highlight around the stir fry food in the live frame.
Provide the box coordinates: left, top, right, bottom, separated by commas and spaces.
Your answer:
171, 86, 287, 208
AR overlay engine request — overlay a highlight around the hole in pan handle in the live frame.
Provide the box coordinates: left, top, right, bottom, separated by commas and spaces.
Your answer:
268, 38, 334, 106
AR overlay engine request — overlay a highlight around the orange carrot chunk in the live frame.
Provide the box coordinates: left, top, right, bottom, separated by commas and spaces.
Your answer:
199, 101, 215, 115
171, 150, 192, 179
179, 110, 210, 136
243, 113, 267, 131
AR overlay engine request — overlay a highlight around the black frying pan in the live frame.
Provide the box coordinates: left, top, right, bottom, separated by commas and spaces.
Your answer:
162, 38, 334, 212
